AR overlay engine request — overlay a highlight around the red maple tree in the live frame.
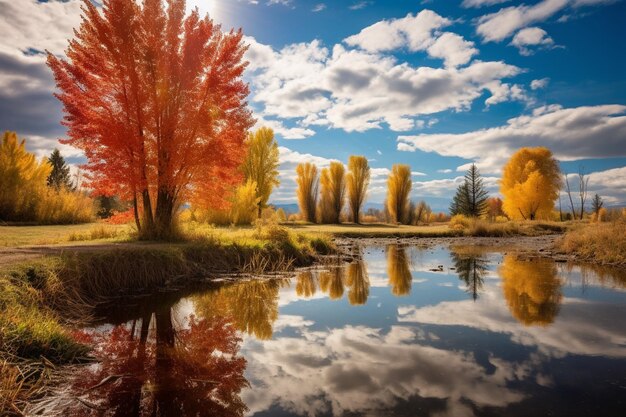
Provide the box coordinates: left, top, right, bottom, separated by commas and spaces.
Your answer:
48, 0, 254, 238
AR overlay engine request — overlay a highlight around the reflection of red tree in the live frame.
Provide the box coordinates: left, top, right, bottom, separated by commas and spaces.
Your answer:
67, 309, 248, 417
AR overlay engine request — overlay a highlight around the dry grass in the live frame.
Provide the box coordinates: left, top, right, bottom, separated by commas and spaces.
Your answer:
557, 221, 626, 266
283, 222, 458, 238
0, 223, 130, 247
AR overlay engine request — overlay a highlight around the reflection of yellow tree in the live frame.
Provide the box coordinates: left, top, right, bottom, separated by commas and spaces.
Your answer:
346, 261, 370, 305
194, 280, 281, 340
319, 267, 345, 300
295, 271, 317, 298
500, 255, 562, 326
387, 245, 412, 296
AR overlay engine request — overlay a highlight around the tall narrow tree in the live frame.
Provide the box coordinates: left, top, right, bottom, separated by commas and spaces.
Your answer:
47, 0, 253, 239
450, 182, 470, 216
47, 149, 74, 190
464, 164, 489, 217
386, 164, 412, 224
242, 127, 280, 218
296, 163, 319, 223
346, 156, 370, 224
319, 162, 346, 224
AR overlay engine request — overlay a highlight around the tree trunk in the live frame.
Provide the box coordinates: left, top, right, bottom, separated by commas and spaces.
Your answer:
154, 188, 176, 240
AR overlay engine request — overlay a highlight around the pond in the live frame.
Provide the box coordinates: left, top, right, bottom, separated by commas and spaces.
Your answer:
34, 244, 626, 417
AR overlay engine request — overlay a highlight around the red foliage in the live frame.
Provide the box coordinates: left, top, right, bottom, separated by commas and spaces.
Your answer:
104, 208, 135, 224
47, 0, 254, 236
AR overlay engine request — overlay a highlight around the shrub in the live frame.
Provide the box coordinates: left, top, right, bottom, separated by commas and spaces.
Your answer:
449, 214, 471, 230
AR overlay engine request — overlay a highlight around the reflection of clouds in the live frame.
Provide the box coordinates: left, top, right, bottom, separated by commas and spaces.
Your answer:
398, 288, 626, 359
241, 324, 525, 416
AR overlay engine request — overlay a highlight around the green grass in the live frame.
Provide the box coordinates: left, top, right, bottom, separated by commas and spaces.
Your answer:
0, 223, 131, 247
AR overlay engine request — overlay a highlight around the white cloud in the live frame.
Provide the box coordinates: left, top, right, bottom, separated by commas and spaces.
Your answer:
344, 10, 451, 53
312, 3, 326, 12
530, 77, 550, 90
397, 104, 626, 174
246, 22, 523, 136
510, 27, 555, 55
585, 166, 626, 205
462, 0, 510, 8
267, 0, 293, 7
475, 0, 619, 43
437, 169, 453, 174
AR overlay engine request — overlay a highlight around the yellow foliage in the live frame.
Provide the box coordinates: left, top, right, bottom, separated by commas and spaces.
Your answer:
346, 156, 370, 224
346, 261, 369, 305
500, 255, 562, 326
449, 214, 471, 230
319, 267, 345, 300
386, 164, 412, 224
318, 161, 346, 224
296, 162, 319, 223
387, 245, 412, 296
231, 179, 261, 226
500, 147, 561, 221
243, 127, 280, 217
0, 131, 95, 224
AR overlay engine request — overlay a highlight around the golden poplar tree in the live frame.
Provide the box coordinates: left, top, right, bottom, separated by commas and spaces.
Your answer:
319, 161, 346, 224
296, 162, 319, 223
0, 132, 51, 221
243, 127, 280, 218
386, 164, 412, 224
346, 156, 370, 224
500, 147, 561, 220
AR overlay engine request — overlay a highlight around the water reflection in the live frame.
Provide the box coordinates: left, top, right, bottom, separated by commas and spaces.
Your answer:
450, 247, 489, 301
386, 245, 412, 296
59, 305, 248, 416
500, 255, 563, 326
194, 280, 282, 340
38, 244, 626, 417
346, 261, 370, 305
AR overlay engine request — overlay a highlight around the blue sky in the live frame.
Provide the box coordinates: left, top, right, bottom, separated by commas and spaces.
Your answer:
1, 0, 625, 211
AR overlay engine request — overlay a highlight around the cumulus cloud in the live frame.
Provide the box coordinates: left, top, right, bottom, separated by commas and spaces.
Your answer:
397, 104, 626, 174
0, 0, 85, 155
245, 14, 523, 136
510, 27, 555, 55
475, 0, 618, 43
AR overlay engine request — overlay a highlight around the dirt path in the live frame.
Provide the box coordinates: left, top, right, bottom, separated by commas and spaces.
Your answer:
0, 242, 166, 267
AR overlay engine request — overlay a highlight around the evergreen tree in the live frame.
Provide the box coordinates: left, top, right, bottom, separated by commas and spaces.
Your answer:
465, 164, 489, 217
47, 148, 74, 190
591, 194, 603, 216
449, 164, 489, 217
450, 182, 470, 216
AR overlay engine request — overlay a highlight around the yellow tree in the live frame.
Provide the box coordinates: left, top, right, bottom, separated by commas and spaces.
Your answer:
387, 245, 412, 296
243, 127, 280, 218
0, 132, 51, 221
319, 161, 346, 224
346, 156, 370, 224
230, 179, 260, 225
387, 164, 412, 224
296, 162, 319, 223
500, 147, 561, 220
500, 255, 562, 326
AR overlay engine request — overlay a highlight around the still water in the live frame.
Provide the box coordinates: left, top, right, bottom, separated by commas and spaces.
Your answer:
38, 244, 626, 416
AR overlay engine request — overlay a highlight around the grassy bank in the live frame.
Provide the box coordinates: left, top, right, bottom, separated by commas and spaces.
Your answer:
0, 223, 131, 247
0, 223, 333, 415
557, 221, 626, 266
